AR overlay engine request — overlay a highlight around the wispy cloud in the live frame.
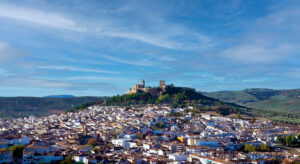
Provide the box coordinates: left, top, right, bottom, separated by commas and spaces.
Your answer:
221, 43, 294, 63
100, 54, 155, 67
0, 76, 72, 88
0, 3, 86, 32
219, 1, 300, 64
66, 76, 134, 83
95, 27, 213, 50
97, 30, 181, 49
39, 65, 120, 74
0, 2, 212, 50
66, 76, 114, 81
0, 75, 122, 95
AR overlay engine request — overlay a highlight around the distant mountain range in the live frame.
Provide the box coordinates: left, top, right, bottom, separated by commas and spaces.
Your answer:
0, 96, 105, 118
44, 95, 75, 98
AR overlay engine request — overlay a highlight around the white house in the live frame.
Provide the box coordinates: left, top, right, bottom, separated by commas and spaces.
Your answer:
128, 142, 137, 148
143, 143, 152, 150
73, 155, 89, 164
188, 139, 219, 147
149, 148, 164, 156
168, 154, 187, 161
111, 139, 131, 148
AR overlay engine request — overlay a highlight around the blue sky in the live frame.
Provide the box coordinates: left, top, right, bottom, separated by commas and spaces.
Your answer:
0, 0, 300, 96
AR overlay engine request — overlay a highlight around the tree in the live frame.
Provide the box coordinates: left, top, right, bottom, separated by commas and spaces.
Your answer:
237, 112, 241, 119
136, 132, 144, 140
291, 135, 296, 146
286, 135, 292, 147
251, 117, 256, 123
216, 102, 222, 108
155, 123, 164, 129
156, 94, 170, 104
191, 112, 195, 117
276, 135, 282, 144
244, 144, 255, 152
259, 143, 270, 151
9, 145, 24, 159
60, 155, 75, 164
173, 93, 187, 104
193, 104, 198, 110
245, 156, 251, 161
274, 155, 280, 164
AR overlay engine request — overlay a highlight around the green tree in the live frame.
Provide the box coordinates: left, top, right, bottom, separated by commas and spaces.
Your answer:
155, 123, 165, 129
237, 112, 241, 119
244, 144, 255, 152
9, 145, 24, 159
291, 135, 296, 146
193, 104, 198, 110
156, 94, 170, 104
60, 155, 75, 164
251, 117, 256, 123
136, 132, 144, 140
191, 112, 195, 117
276, 135, 282, 144
297, 134, 300, 145
173, 92, 187, 104
245, 156, 251, 161
286, 135, 292, 147
259, 143, 270, 151
274, 155, 280, 164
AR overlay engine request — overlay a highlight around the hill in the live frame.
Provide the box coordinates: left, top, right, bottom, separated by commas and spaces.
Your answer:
103, 85, 250, 117
0, 97, 105, 118
204, 88, 300, 124
44, 95, 75, 98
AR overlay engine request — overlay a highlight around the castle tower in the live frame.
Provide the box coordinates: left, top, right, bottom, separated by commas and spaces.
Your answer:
142, 80, 145, 87
159, 80, 165, 88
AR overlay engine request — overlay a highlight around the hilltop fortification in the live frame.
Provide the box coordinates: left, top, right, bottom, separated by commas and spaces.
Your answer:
126, 80, 168, 96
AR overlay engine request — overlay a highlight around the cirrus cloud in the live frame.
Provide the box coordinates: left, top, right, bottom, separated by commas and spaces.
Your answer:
221, 43, 294, 63
0, 3, 86, 32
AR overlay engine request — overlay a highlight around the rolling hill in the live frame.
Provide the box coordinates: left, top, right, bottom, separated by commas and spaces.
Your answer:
204, 88, 300, 124
44, 95, 75, 98
0, 97, 105, 118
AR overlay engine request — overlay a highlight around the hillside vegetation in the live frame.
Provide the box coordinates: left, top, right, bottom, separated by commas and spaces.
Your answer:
204, 88, 300, 124
104, 85, 249, 117
0, 97, 105, 118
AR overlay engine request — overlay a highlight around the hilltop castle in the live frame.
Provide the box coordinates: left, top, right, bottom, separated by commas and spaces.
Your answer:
126, 80, 167, 95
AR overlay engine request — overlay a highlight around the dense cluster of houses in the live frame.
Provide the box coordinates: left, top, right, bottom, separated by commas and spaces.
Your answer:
0, 105, 300, 163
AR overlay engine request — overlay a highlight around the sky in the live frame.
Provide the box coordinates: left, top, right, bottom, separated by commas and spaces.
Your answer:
0, 0, 300, 96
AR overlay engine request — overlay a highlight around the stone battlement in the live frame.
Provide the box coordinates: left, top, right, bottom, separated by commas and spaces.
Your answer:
126, 80, 166, 95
